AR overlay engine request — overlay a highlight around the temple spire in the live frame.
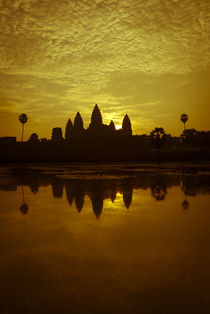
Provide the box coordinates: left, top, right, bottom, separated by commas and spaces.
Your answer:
65, 118, 73, 142
109, 120, 115, 131
122, 114, 132, 135
90, 104, 102, 127
74, 112, 83, 129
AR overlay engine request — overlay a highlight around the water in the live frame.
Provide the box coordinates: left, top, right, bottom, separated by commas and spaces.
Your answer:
0, 165, 210, 314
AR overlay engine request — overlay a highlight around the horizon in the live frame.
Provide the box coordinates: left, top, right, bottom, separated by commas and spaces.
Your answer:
0, 103, 208, 141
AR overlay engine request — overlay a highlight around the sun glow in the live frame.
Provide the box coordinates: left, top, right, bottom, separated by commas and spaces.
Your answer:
115, 124, 121, 130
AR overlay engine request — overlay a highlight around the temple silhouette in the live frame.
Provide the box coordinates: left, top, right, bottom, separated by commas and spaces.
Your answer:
0, 104, 210, 162
51, 104, 132, 143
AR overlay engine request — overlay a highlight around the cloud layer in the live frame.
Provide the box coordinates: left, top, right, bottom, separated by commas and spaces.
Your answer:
0, 0, 209, 138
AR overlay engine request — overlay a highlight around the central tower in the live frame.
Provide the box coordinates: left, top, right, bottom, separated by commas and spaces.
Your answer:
90, 104, 103, 128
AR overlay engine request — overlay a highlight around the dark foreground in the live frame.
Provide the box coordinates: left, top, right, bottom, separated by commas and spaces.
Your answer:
0, 140, 210, 162
0, 163, 210, 314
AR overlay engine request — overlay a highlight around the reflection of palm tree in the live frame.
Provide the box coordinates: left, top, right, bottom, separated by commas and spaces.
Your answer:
19, 185, 29, 214
20, 203, 29, 214
182, 198, 190, 210
151, 182, 167, 201
180, 114, 188, 131
19, 113, 28, 142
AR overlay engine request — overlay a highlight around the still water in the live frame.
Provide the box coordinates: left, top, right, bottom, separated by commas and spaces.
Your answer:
0, 165, 210, 314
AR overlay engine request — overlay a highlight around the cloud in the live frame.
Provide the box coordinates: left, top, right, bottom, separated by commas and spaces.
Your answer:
0, 0, 209, 137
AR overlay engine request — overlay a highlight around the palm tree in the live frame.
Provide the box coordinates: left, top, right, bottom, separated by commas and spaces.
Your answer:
19, 113, 28, 141
180, 114, 188, 131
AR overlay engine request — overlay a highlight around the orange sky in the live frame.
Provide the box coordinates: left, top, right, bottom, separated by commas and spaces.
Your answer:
0, 0, 209, 140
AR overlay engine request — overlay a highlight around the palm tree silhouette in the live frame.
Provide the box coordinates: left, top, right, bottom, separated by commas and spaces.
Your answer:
19, 113, 28, 141
180, 114, 188, 131
151, 127, 166, 165
19, 185, 29, 214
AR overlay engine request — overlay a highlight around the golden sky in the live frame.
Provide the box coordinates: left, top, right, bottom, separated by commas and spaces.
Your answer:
0, 0, 210, 139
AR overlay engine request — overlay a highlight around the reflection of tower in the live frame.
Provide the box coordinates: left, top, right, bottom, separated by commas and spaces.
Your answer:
65, 183, 74, 206
19, 185, 29, 215
90, 190, 104, 219
75, 191, 84, 213
122, 181, 133, 209
110, 189, 117, 203
88, 181, 106, 218
52, 178, 63, 198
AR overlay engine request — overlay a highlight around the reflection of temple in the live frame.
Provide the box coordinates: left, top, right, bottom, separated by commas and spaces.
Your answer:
2, 169, 210, 215
52, 178, 63, 198
64, 180, 133, 218
122, 180, 133, 209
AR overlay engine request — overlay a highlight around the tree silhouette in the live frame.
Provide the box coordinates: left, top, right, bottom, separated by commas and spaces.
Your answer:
180, 114, 188, 131
90, 104, 102, 127
122, 114, 132, 135
151, 127, 166, 164
65, 118, 73, 142
19, 113, 28, 142
151, 182, 167, 201
181, 128, 197, 145
28, 133, 39, 143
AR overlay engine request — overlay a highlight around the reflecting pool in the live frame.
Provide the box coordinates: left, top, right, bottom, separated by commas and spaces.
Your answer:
0, 165, 210, 314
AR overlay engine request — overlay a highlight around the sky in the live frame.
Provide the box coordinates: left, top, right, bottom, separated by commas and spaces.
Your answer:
0, 0, 210, 140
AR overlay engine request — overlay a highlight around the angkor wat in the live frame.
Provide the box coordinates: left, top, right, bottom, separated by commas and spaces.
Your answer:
51, 104, 132, 143
0, 104, 210, 162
